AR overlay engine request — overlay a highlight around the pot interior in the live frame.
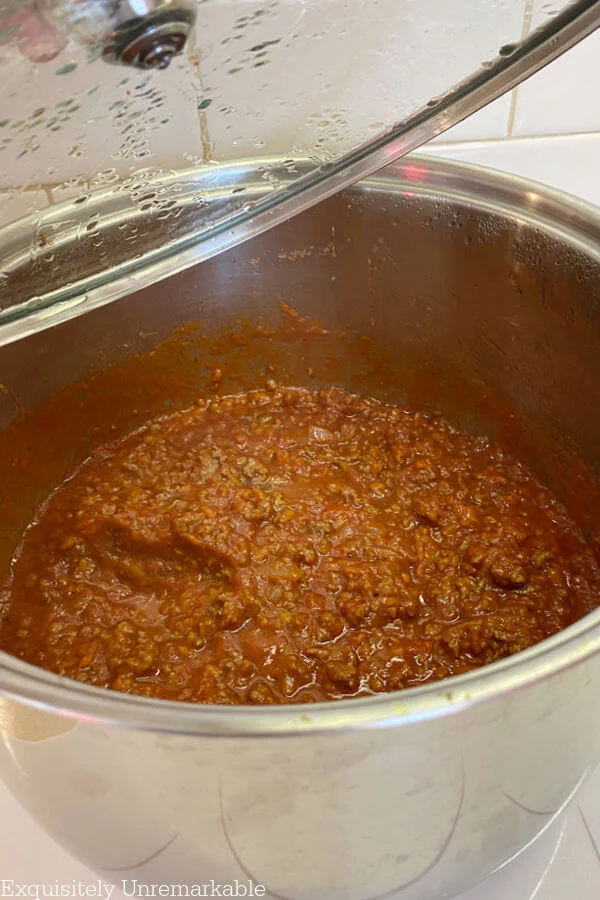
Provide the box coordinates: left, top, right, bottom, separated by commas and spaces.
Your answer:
1, 160, 600, 581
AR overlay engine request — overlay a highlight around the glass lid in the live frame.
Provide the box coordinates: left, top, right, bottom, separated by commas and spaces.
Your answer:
0, 0, 598, 343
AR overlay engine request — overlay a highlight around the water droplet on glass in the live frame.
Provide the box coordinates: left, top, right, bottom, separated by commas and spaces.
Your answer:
55, 63, 77, 76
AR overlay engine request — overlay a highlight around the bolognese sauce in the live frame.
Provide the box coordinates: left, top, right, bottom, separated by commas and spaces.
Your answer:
1, 385, 598, 704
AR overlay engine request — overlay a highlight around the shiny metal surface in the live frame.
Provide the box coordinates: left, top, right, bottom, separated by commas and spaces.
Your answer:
38, 0, 196, 67
1, 158, 600, 897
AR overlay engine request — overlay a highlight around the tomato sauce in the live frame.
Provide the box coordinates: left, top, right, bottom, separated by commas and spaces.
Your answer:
1, 384, 598, 704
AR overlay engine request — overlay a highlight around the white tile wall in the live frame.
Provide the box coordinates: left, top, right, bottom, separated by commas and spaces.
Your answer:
0, 0, 598, 221
437, 0, 600, 143
431, 93, 513, 144
0, 44, 203, 190
199, 0, 528, 162
195, 0, 600, 157
512, 6, 600, 137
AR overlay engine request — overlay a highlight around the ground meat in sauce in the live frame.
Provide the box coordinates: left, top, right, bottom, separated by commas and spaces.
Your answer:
1, 385, 599, 705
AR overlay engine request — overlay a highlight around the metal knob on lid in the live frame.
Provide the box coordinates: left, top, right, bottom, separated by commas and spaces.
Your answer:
122, 25, 189, 70
103, 11, 194, 69
38, 0, 196, 69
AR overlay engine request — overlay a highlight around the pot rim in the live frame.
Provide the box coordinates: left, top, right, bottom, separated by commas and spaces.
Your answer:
1, 155, 600, 736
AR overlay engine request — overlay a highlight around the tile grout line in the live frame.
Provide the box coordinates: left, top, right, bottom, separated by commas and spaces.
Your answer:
507, 0, 536, 138
199, 112, 212, 163
429, 127, 600, 151
191, 46, 213, 164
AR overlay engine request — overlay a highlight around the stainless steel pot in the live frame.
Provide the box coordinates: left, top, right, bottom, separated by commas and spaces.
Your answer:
1, 157, 600, 900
